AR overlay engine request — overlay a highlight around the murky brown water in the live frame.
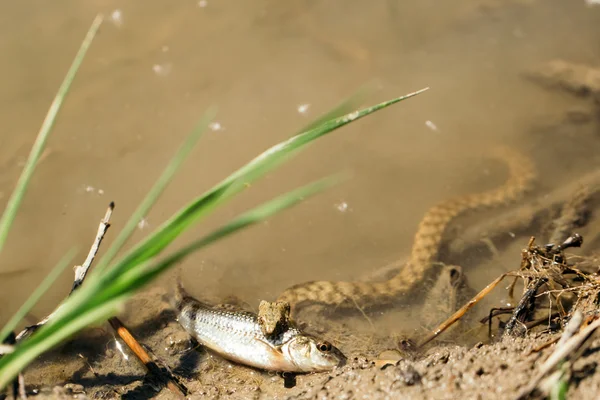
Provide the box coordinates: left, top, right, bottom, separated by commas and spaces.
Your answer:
1, 0, 599, 340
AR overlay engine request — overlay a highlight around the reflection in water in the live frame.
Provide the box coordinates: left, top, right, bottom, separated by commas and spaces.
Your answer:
0, 1, 599, 346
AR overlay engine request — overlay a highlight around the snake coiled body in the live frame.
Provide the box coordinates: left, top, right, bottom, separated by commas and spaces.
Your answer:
277, 146, 537, 311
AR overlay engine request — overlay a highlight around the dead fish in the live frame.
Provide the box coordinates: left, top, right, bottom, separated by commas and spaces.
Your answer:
172, 282, 346, 373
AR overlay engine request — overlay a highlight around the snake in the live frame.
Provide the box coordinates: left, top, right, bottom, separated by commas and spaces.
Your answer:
277, 145, 537, 312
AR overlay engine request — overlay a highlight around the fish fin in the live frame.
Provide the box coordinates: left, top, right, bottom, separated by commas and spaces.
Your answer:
256, 337, 285, 354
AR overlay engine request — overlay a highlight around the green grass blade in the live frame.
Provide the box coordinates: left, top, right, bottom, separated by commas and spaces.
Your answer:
297, 86, 369, 133
0, 176, 339, 388
0, 15, 103, 257
102, 175, 342, 299
550, 364, 569, 400
0, 296, 124, 389
0, 88, 426, 389
0, 250, 76, 343
101, 88, 429, 279
92, 109, 215, 275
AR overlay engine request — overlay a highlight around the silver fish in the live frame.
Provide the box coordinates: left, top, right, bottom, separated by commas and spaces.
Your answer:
173, 284, 346, 373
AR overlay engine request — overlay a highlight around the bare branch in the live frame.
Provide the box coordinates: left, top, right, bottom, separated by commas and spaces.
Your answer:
71, 202, 114, 292
16, 202, 115, 341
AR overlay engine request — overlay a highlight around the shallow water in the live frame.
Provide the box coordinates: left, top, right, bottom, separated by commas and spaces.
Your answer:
0, 0, 599, 340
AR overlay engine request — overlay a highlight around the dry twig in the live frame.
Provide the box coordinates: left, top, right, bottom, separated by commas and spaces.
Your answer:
418, 273, 511, 347
14, 203, 187, 397
516, 313, 598, 399
15, 203, 115, 341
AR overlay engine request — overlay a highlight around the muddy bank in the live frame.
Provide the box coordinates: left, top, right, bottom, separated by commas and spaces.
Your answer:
3, 276, 598, 400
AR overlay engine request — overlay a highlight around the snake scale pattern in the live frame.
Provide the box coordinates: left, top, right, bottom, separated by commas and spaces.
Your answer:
277, 146, 537, 311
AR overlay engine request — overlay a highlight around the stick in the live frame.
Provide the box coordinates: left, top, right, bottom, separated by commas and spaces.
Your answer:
516, 314, 598, 400
15, 203, 115, 341
15, 203, 187, 397
2, 332, 26, 399
71, 203, 114, 292
108, 318, 187, 396
417, 273, 510, 347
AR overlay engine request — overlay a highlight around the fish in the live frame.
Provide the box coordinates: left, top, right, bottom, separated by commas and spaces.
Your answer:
172, 282, 346, 373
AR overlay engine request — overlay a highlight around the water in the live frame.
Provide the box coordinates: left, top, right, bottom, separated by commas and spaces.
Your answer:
0, 0, 599, 337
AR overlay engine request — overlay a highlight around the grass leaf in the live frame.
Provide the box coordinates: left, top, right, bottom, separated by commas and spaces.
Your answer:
99, 87, 429, 283
0, 296, 124, 389
0, 15, 103, 257
102, 175, 343, 299
0, 85, 426, 388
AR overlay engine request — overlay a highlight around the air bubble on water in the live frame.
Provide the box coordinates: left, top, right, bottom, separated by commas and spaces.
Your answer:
425, 120, 439, 132
209, 122, 224, 131
335, 201, 350, 213
297, 104, 310, 115
138, 218, 150, 230
152, 63, 172, 77
499, 299, 513, 308
83, 185, 104, 196
110, 9, 123, 27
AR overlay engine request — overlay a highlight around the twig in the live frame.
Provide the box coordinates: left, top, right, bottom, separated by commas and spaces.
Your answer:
556, 310, 583, 348
503, 278, 548, 337
516, 313, 598, 400
2, 332, 26, 399
71, 202, 114, 292
15, 203, 115, 341
108, 318, 187, 396
15, 203, 187, 397
418, 273, 510, 347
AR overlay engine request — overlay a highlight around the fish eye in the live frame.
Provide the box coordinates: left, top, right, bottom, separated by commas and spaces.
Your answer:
317, 341, 332, 352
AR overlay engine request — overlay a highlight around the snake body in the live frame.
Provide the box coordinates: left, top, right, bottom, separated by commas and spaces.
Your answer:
277, 146, 537, 311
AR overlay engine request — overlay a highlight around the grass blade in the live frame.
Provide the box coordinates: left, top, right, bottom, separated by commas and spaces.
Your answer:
0, 15, 103, 257
0, 88, 426, 388
101, 88, 429, 280
297, 86, 368, 133
0, 296, 124, 389
102, 175, 342, 298
0, 250, 76, 343
0, 176, 339, 388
